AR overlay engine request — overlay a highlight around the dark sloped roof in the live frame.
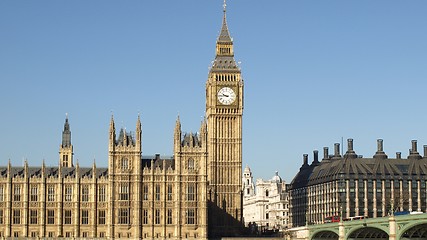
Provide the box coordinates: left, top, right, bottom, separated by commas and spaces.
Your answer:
289, 162, 315, 189
210, 56, 239, 72
142, 155, 175, 170
218, 11, 232, 43
0, 166, 108, 179
0, 155, 176, 178
295, 156, 427, 187
181, 133, 200, 147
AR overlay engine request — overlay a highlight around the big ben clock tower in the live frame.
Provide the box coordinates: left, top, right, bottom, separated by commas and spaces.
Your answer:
206, 1, 243, 237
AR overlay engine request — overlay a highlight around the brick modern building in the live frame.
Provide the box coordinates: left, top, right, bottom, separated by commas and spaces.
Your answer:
290, 138, 427, 227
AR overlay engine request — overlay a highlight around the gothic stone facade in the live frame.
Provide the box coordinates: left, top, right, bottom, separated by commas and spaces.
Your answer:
0, 6, 243, 239
290, 138, 427, 227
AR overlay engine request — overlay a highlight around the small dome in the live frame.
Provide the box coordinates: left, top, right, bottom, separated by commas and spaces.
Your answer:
271, 171, 282, 183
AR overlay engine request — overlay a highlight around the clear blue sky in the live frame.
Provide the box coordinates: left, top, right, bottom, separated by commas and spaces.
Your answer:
1, 1, 426, 182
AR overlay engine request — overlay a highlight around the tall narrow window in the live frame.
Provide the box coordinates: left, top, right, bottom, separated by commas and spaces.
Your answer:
63, 155, 68, 166
30, 186, 38, 202
98, 185, 106, 202
65, 186, 72, 202
186, 209, 196, 225
187, 183, 195, 201
143, 184, 149, 200
121, 158, 128, 169
0, 185, 4, 201
81, 186, 89, 202
167, 209, 172, 224
0, 209, 3, 224
155, 184, 160, 201
13, 210, 20, 224
47, 185, 55, 202
167, 184, 173, 201
81, 210, 89, 225
188, 158, 195, 170
119, 184, 129, 201
98, 210, 106, 225
64, 210, 72, 224
30, 210, 38, 224
155, 209, 160, 224
47, 210, 55, 224
143, 209, 148, 224
13, 185, 21, 202
118, 209, 129, 224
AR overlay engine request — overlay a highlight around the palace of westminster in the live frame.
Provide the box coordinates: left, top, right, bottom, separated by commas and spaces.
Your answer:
0, 4, 243, 240
2, 2, 427, 240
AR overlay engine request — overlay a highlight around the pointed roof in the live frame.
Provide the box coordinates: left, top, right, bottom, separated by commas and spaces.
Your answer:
210, 1, 240, 73
136, 114, 141, 131
109, 114, 115, 131
62, 114, 71, 147
218, 2, 232, 43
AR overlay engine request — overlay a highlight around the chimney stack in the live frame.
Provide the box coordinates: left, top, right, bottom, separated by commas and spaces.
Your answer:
424, 145, 427, 158
412, 140, 418, 153
374, 139, 387, 159
323, 147, 329, 160
345, 138, 357, 158
334, 143, 341, 158
408, 140, 422, 159
313, 150, 319, 164
396, 152, 401, 159
348, 138, 354, 151
377, 139, 384, 152
303, 154, 309, 166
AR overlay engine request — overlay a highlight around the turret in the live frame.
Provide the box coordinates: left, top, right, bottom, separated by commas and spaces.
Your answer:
62, 114, 71, 147
92, 160, 97, 180
42, 159, 46, 178
200, 118, 208, 150
24, 159, 28, 178
174, 116, 182, 153
75, 161, 80, 179
242, 165, 255, 197
109, 114, 116, 151
59, 114, 74, 167
136, 115, 142, 152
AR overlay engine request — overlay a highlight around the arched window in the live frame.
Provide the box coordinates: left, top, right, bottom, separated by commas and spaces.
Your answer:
188, 158, 195, 170
266, 190, 269, 197
121, 158, 128, 170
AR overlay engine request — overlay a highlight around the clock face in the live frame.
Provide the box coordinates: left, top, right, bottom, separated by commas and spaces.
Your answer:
217, 87, 236, 105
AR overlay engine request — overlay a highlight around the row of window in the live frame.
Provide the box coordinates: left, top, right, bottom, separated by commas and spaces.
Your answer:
0, 183, 198, 202
10, 209, 92, 225
7, 231, 199, 239
6, 208, 197, 225
10, 231, 105, 238
214, 73, 237, 81
0, 185, 107, 202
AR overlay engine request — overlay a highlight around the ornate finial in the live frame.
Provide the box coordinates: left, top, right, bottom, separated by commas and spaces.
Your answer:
65, 112, 68, 119
223, 0, 227, 12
